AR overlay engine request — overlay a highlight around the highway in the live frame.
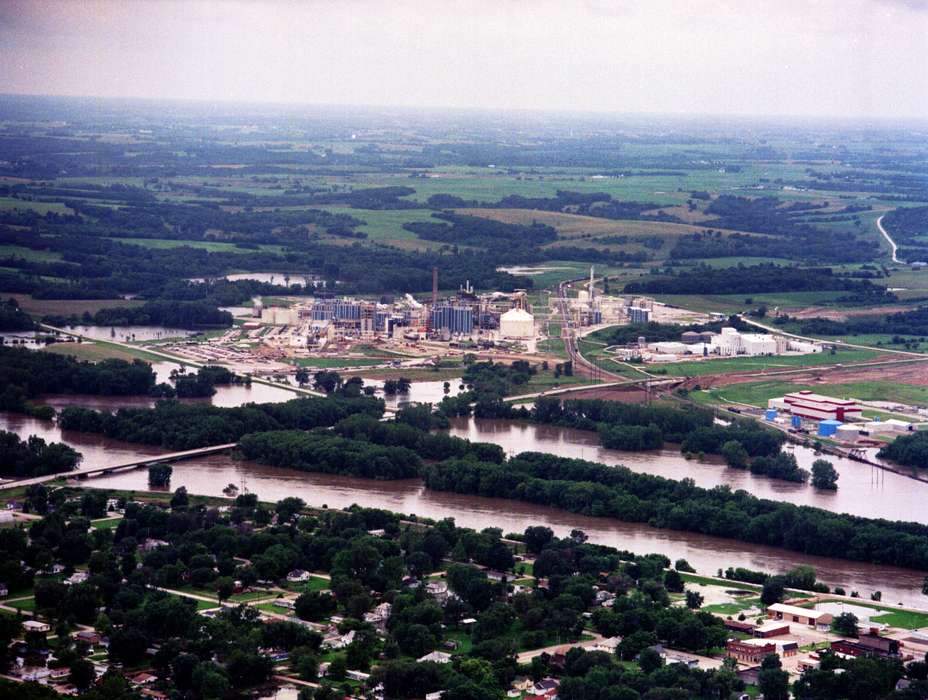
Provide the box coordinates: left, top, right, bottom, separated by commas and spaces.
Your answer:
876, 214, 902, 264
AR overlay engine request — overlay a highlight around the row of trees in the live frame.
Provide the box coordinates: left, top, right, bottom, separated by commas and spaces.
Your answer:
0, 430, 81, 478
57, 395, 384, 450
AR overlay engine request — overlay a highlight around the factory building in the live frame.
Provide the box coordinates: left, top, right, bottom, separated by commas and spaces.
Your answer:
629, 306, 651, 324
430, 305, 475, 335
499, 307, 535, 338
768, 391, 863, 422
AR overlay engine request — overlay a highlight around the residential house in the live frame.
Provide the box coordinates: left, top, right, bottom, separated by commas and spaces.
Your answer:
64, 571, 89, 586
286, 569, 312, 583
418, 651, 452, 664
23, 620, 50, 634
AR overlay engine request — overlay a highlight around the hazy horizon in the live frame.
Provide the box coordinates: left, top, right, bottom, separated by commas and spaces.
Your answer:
2, 0, 927, 120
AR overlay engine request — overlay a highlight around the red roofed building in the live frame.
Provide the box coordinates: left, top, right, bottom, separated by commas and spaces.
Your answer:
772, 391, 862, 422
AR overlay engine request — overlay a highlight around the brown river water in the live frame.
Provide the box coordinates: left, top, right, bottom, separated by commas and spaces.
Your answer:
4, 410, 926, 607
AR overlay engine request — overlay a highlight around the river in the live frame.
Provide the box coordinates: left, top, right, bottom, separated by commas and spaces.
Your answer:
6, 410, 924, 607
81, 451, 927, 607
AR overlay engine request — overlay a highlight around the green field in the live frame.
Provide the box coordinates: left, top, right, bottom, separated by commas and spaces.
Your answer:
651, 291, 855, 314
0, 245, 63, 262
692, 378, 928, 408
91, 517, 122, 530
0, 197, 73, 214
112, 237, 286, 254
655, 348, 884, 377
290, 357, 385, 368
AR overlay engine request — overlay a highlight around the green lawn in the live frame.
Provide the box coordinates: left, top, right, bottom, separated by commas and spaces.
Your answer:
91, 517, 122, 530
0, 245, 63, 262
6, 597, 36, 612
870, 609, 928, 630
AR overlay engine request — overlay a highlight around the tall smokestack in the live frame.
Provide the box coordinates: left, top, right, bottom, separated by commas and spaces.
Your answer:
432, 267, 438, 306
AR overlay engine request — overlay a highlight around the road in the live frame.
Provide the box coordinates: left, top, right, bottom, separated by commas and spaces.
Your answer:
877, 214, 902, 264
0, 442, 238, 488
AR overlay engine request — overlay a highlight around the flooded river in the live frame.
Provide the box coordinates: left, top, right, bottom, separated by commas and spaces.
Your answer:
4, 404, 928, 606
84, 451, 927, 607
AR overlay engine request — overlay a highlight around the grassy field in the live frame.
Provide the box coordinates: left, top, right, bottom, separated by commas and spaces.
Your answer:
0, 245, 63, 262
654, 348, 884, 377
41, 340, 181, 365
651, 291, 855, 314
692, 378, 928, 408
318, 207, 443, 248
111, 237, 286, 254
290, 357, 385, 368
11, 294, 145, 317
0, 197, 72, 214
90, 517, 123, 530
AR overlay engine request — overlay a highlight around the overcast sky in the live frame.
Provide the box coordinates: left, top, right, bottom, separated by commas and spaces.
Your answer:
1, 0, 927, 120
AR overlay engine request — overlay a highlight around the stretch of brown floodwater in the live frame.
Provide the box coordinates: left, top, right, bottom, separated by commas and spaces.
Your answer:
4, 397, 927, 607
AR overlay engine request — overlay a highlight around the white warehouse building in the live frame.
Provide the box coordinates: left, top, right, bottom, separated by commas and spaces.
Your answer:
499, 308, 535, 338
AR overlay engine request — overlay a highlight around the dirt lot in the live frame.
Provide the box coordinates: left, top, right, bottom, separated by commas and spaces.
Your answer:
682, 358, 928, 390
785, 305, 911, 321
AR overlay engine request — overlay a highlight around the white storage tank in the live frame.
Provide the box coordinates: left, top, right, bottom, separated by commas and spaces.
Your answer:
500, 308, 535, 338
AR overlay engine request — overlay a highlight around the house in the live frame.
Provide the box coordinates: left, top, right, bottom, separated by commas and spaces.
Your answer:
286, 569, 312, 583
532, 678, 560, 695
272, 598, 296, 610
64, 571, 89, 586
48, 667, 71, 680
129, 672, 157, 686
418, 651, 452, 664
592, 636, 621, 653
139, 538, 169, 552
425, 581, 450, 603
23, 620, 50, 634
323, 629, 355, 650
666, 653, 700, 669
346, 669, 370, 682
425, 693, 444, 700
766, 603, 833, 629
726, 640, 776, 664
74, 630, 102, 646
0, 584, 8, 597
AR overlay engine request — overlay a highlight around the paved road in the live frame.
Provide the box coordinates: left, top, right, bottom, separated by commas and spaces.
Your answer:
877, 214, 902, 264
0, 443, 238, 489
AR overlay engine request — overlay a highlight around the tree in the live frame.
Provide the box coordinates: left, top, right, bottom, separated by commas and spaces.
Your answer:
761, 577, 786, 605
523, 526, 554, 554
685, 590, 704, 609
758, 654, 789, 700
833, 612, 859, 637
69, 658, 95, 691
638, 646, 664, 673
720, 440, 749, 469
170, 486, 189, 508
148, 463, 172, 487
275, 497, 305, 523
295, 368, 310, 386
313, 371, 343, 394
664, 569, 684, 593
674, 559, 695, 573
215, 576, 235, 604
811, 459, 839, 490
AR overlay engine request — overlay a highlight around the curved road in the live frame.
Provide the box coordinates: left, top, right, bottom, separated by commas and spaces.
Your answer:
877, 214, 902, 264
